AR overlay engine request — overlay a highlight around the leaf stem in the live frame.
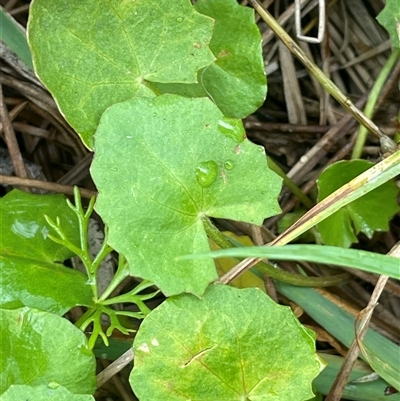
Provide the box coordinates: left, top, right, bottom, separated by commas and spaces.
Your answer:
142, 80, 163, 96
98, 254, 130, 301
351, 48, 400, 159
67, 188, 98, 297
46, 187, 105, 299
267, 156, 314, 209
202, 216, 350, 287
67, 188, 95, 260
91, 227, 113, 276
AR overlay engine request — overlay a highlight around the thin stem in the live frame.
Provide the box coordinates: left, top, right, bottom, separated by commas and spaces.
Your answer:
75, 308, 96, 330
45, 210, 98, 296
142, 80, 163, 96
202, 216, 233, 249
103, 291, 157, 307
45, 215, 87, 259
202, 217, 351, 287
267, 156, 314, 209
74, 188, 91, 257
98, 255, 130, 301
91, 227, 113, 276
67, 187, 98, 297
352, 48, 400, 159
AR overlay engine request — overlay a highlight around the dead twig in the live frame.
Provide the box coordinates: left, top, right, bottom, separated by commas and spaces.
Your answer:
97, 348, 134, 389
0, 84, 29, 187
0, 173, 96, 198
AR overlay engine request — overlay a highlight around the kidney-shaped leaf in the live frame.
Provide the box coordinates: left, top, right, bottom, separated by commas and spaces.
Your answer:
130, 284, 324, 401
317, 160, 399, 247
0, 384, 95, 401
28, 0, 215, 147
0, 190, 93, 314
155, 0, 267, 118
0, 308, 96, 395
91, 95, 282, 296
195, 0, 266, 117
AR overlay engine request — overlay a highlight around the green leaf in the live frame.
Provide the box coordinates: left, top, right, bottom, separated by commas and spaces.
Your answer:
376, 0, 400, 48
316, 160, 399, 247
0, 6, 33, 69
195, 0, 266, 117
0, 384, 95, 401
0, 307, 96, 395
27, 0, 215, 148
130, 284, 324, 401
95, 337, 400, 400
0, 190, 93, 314
93, 337, 132, 361
180, 244, 400, 280
91, 95, 282, 296
154, 0, 267, 118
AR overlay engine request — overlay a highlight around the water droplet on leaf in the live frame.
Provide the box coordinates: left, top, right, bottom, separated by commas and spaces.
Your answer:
11, 219, 39, 239
218, 117, 245, 143
224, 160, 234, 170
196, 161, 218, 188
138, 343, 150, 353
47, 381, 59, 389
86, 278, 96, 286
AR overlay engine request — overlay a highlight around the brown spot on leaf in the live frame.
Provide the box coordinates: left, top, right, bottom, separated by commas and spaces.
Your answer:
218, 49, 231, 57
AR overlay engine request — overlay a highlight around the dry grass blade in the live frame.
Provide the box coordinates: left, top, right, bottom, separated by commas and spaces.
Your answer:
97, 348, 134, 389
278, 42, 307, 124
0, 83, 29, 187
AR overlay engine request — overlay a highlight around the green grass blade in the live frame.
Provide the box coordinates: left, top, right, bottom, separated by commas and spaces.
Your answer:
181, 244, 400, 279
314, 354, 400, 400
0, 6, 33, 69
352, 49, 400, 159
276, 282, 400, 392
360, 343, 400, 393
